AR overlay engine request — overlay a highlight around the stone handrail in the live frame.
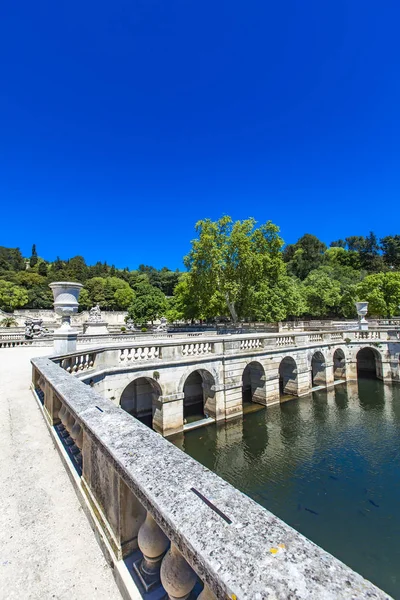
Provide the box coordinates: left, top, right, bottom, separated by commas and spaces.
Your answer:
49, 329, 394, 376
31, 356, 390, 600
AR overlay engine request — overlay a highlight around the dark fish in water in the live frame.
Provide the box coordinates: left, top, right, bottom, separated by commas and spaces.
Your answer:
369, 499, 380, 508
357, 509, 366, 517
329, 475, 338, 480
305, 507, 319, 515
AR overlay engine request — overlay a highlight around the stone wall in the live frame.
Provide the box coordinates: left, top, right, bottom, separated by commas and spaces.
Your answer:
31, 356, 391, 600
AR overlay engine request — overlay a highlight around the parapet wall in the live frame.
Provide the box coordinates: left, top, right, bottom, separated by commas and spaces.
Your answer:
31, 354, 392, 599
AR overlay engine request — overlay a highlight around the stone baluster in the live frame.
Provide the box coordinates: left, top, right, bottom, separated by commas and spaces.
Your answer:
64, 410, 76, 445
70, 419, 82, 456
160, 543, 197, 600
135, 512, 169, 588
57, 403, 67, 433
59, 404, 71, 438
198, 584, 217, 600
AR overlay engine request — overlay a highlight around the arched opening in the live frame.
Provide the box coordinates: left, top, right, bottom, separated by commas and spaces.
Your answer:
333, 348, 346, 381
356, 347, 382, 380
279, 357, 298, 399
311, 351, 326, 388
120, 377, 161, 429
242, 362, 266, 406
183, 369, 216, 424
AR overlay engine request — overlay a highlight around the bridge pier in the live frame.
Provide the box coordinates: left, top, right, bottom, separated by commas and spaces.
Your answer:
154, 393, 185, 437
224, 383, 243, 420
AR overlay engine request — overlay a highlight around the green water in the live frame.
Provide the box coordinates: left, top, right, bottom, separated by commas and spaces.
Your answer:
171, 379, 400, 598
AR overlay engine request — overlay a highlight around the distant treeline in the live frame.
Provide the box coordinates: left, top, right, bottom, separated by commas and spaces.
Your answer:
0, 224, 399, 322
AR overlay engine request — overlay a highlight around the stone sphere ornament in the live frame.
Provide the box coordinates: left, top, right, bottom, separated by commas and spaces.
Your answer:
49, 281, 83, 330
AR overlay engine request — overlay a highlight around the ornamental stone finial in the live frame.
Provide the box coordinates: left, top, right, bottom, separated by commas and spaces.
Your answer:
49, 281, 83, 354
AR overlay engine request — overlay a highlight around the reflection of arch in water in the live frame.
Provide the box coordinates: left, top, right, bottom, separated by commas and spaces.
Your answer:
242, 361, 266, 405
311, 351, 326, 387
356, 347, 383, 380
279, 356, 298, 398
120, 377, 161, 429
333, 348, 346, 381
183, 369, 216, 422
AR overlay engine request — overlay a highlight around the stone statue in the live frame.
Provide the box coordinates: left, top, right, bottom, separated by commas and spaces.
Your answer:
24, 318, 45, 339
126, 318, 136, 331
83, 305, 109, 335
88, 305, 102, 323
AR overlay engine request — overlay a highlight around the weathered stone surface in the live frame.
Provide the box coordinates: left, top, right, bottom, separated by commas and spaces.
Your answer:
33, 355, 393, 600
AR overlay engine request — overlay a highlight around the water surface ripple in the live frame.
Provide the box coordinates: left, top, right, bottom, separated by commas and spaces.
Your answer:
172, 379, 400, 599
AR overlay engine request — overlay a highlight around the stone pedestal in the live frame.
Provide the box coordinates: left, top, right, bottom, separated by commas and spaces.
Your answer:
53, 329, 79, 355
83, 321, 109, 336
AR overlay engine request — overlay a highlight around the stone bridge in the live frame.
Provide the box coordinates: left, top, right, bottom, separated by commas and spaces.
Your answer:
53, 328, 400, 436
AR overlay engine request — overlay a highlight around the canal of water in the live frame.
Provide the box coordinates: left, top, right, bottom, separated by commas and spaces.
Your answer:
171, 378, 400, 598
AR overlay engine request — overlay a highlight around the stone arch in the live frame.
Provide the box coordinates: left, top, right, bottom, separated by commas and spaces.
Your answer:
182, 369, 216, 423
242, 361, 266, 405
356, 347, 383, 380
311, 351, 326, 387
279, 356, 298, 398
333, 348, 346, 381
120, 377, 162, 429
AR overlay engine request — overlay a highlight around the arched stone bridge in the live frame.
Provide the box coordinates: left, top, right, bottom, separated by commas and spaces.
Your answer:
54, 329, 400, 437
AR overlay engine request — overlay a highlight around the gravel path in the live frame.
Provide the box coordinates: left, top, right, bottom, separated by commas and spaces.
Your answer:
0, 347, 121, 600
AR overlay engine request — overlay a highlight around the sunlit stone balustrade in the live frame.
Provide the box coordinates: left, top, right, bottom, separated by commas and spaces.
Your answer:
31, 356, 391, 600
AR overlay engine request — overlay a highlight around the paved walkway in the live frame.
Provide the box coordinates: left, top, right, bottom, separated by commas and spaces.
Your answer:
0, 347, 121, 600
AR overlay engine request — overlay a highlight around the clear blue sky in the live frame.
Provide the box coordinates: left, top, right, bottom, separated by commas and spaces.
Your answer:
1, 1, 399, 269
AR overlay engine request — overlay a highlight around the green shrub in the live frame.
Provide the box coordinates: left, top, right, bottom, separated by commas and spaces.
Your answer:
141, 327, 148, 332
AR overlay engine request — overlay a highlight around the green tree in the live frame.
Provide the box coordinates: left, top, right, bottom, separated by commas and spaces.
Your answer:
302, 271, 342, 317
247, 276, 306, 322
78, 288, 91, 310
0, 281, 29, 311
30, 244, 38, 268
184, 216, 285, 322
359, 231, 384, 272
0, 247, 25, 271
355, 272, 400, 317
283, 234, 327, 279
114, 286, 135, 309
37, 261, 48, 276
381, 235, 400, 269
66, 256, 89, 282
84, 277, 107, 307
345, 236, 366, 252
15, 272, 47, 288
330, 239, 346, 248
0, 316, 18, 327
323, 247, 361, 270
127, 282, 167, 324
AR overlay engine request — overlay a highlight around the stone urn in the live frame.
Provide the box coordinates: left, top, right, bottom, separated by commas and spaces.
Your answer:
49, 282, 83, 329
355, 301, 368, 330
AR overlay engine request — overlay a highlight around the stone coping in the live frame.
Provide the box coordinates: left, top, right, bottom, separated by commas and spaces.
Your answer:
32, 355, 391, 600
51, 329, 377, 361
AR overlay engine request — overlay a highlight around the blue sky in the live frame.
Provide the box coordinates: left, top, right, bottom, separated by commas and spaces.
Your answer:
1, 0, 399, 269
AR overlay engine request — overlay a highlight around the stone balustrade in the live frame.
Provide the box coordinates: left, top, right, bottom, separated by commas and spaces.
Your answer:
31, 356, 390, 600
275, 334, 296, 347
239, 338, 263, 350
51, 329, 394, 377
119, 346, 161, 362
181, 342, 214, 356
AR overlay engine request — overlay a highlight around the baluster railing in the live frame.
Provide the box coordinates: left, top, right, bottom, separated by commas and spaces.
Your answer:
160, 543, 197, 600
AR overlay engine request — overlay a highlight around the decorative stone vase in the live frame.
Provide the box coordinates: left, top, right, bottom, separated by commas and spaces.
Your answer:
49, 282, 83, 330
355, 301, 368, 330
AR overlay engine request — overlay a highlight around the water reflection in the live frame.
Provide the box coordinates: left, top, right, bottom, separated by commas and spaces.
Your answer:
171, 381, 400, 599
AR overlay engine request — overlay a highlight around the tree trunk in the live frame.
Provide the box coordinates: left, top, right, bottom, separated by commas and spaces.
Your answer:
224, 293, 238, 323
